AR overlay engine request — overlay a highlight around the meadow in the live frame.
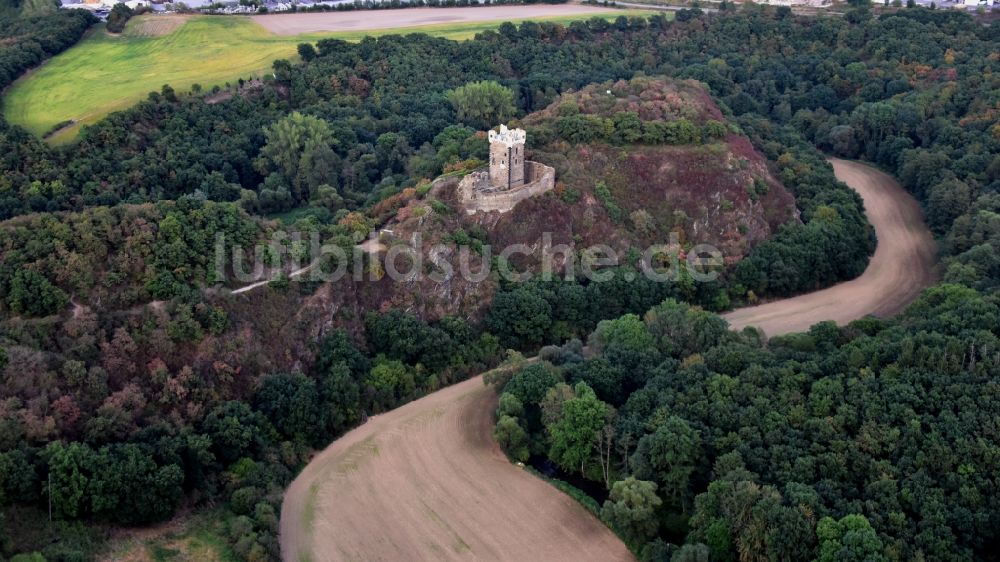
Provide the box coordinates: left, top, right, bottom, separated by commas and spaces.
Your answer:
2, 9, 651, 143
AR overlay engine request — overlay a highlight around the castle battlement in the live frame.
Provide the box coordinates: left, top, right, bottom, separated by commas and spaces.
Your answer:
488, 125, 526, 147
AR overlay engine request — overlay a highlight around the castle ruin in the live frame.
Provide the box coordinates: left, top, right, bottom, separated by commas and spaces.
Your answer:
459, 125, 555, 214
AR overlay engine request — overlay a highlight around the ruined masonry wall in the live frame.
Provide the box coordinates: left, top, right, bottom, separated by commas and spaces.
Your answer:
489, 142, 525, 188
459, 161, 555, 214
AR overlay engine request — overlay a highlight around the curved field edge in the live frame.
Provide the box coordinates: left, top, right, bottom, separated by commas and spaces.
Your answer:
279, 160, 937, 561
2, 9, 654, 143
722, 158, 939, 335
280, 373, 634, 561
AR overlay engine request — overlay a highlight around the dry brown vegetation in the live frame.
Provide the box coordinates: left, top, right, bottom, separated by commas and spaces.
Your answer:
251, 5, 618, 35
123, 14, 189, 38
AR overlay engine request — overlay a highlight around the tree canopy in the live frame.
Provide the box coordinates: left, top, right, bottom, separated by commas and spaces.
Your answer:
446, 80, 516, 130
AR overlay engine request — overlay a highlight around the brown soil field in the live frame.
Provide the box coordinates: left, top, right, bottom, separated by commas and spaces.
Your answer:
723, 158, 939, 335
124, 14, 190, 37
280, 375, 632, 562
252, 5, 618, 35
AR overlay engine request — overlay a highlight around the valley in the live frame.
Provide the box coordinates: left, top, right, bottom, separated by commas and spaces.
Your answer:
279, 158, 938, 561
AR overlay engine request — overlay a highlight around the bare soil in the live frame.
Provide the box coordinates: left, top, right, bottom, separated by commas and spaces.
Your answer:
230, 261, 318, 295
252, 5, 618, 35
279, 375, 632, 562
125, 15, 190, 38
723, 158, 939, 336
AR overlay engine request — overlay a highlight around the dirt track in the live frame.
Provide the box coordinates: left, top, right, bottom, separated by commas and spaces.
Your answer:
722, 158, 938, 335
280, 159, 937, 561
280, 375, 632, 562
252, 5, 617, 35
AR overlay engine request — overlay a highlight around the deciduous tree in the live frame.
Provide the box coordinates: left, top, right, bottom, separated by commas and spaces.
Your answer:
546, 383, 610, 475
446, 81, 516, 130
601, 477, 662, 545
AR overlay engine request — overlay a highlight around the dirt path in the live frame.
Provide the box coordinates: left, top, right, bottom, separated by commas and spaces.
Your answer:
229, 237, 386, 295
252, 5, 619, 35
280, 375, 631, 562
280, 159, 937, 561
722, 158, 938, 335
230, 261, 319, 295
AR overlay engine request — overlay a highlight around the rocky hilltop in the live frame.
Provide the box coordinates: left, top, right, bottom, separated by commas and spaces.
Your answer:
319, 77, 801, 334
487, 77, 799, 265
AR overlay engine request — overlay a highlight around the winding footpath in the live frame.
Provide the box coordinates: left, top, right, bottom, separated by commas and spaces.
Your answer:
279, 159, 938, 562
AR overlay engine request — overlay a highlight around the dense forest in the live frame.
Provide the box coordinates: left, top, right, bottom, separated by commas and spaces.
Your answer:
0, 8, 95, 90
491, 286, 1000, 561
0, 11, 880, 303
0, 2, 998, 561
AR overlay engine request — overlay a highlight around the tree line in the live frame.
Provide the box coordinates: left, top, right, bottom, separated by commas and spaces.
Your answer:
0, 8, 95, 91
0, 314, 501, 560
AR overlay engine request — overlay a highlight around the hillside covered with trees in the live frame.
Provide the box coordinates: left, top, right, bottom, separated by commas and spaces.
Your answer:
490, 285, 1000, 561
0, 7, 94, 92
0, 3, 997, 561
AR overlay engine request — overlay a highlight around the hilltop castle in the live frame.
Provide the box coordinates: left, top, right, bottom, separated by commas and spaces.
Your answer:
458, 125, 555, 214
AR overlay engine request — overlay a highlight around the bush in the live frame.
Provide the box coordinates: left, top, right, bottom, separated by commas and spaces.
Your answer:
105, 3, 134, 34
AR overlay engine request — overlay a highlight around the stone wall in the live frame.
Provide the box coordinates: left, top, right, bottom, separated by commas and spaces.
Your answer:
458, 161, 555, 214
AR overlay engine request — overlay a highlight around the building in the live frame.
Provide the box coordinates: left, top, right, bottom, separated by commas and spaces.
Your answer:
458, 125, 555, 214
488, 125, 526, 190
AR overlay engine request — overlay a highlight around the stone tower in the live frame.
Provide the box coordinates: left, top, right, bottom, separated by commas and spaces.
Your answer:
488, 125, 526, 190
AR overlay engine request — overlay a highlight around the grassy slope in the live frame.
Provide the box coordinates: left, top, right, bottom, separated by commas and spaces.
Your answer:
99, 510, 240, 562
3, 10, 652, 143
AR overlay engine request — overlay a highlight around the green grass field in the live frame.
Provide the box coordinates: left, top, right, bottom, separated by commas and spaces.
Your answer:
3, 10, 653, 143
